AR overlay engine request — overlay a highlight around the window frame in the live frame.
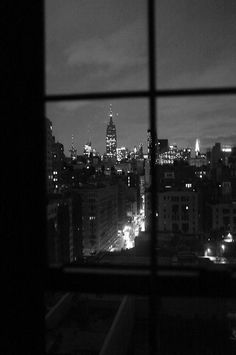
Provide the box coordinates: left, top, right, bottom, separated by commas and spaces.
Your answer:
44, 0, 236, 353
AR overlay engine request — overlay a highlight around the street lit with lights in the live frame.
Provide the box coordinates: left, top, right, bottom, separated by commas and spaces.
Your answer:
224, 232, 233, 243
123, 225, 134, 249
107, 212, 146, 251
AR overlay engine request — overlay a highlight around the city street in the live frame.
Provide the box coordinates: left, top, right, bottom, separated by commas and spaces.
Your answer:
109, 213, 145, 252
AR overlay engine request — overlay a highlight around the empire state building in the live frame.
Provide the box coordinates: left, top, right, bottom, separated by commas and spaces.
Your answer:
106, 105, 117, 158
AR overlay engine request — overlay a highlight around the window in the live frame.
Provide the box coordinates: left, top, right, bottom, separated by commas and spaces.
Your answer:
44, 0, 236, 353
171, 196, 179, 202
182, 223, 189, 233
6, 1, 235, 354
223, 216, 230, 226
172, 204, 179, 213
172, 223, 179, 232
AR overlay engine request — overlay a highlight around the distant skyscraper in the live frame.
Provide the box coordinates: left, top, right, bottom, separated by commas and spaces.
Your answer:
157, 139, 169, 154
84, 141, 92, 157
52, 139, 65, 191
211, 142, 222, 168
195, 138, 200, 157
69, 134, 77, 161
106, 105, 117, 158
147, 129, 158, 160
138, 143, 144, 158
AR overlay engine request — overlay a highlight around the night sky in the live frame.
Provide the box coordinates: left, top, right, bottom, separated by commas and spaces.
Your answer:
46, 0, 236, 156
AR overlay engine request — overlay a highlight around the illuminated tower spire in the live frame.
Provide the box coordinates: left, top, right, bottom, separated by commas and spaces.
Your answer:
109, 104, 113, 123
69, 134, 77, 160
106, 104, 117, 158
195, 138, 200, 157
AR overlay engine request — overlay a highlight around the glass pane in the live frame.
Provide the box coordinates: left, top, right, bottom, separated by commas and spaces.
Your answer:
159, 297, 235, 355
156, 0, 236, 89
45, 292, 131, 354
156, 96, 236, 266
46, 99, 149, 265
46, 0, 148, 94
130, 296, 150, 354
45, 293, 236, 354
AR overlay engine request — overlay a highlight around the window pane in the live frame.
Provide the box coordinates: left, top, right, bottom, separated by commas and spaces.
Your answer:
46, 0, 148, 94
46, 99, 149, 266
159, 297, 235, 354
156, 96, 236, 266
45, 292, 132, 354
45, 293, 236, 354
156, 0, 236, 89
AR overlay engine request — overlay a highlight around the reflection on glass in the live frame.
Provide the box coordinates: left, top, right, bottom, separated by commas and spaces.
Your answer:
159, 297, 235, 354
45, 293, 236, 354
45, 292, 134, 354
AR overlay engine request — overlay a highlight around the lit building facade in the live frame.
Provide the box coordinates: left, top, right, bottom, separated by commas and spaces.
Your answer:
106, 105, 117, 158
158, 145, 191, 165
158, 190, 200, 235
84, 141, 92, 157
117, 146, 128, 161
52, 140, 65, 192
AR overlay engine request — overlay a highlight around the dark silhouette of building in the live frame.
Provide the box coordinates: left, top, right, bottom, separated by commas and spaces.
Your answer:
46, 118, 53, 192
75, 182, 118, 255
211, 142, 223, 168
47, 194, 73, 265
52, 139, 65, 191
157, 139, 169, 154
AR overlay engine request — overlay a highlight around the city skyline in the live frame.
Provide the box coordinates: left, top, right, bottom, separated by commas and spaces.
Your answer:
48, 104, 235, 157
46, 0, 236, 155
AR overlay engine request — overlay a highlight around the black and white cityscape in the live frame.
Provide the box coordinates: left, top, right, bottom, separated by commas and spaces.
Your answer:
45, 1, 236, 354
46, 104, 236, 266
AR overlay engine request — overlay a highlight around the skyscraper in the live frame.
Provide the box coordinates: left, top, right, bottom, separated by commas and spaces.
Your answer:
106, 105, 117, 158
195, 138, 200, 157
84, 141, 92, 157
69, 134, 77, 161
147, 129, 158, 160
